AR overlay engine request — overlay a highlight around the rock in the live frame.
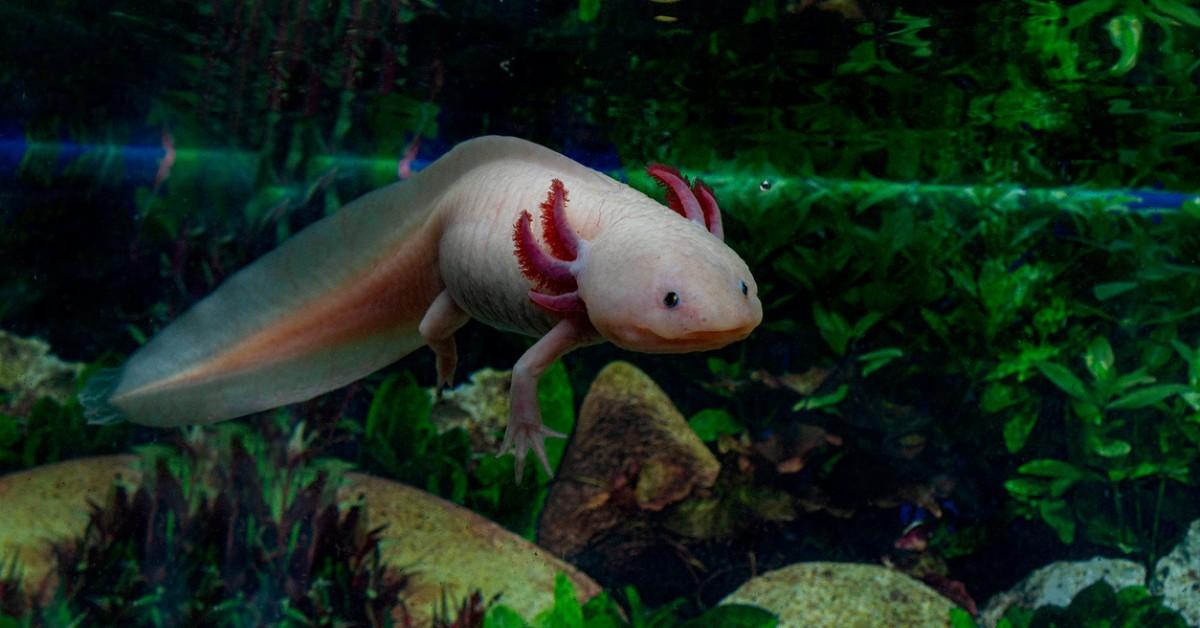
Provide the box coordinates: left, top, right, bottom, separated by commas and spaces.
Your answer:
1151, 518, 1200, 625
0, 455, 141, 594
537, 361, 720, 559
0, 455, 601, 623
979, 557, 1146, 627
0, 330, 83, 416
721, 562, 960, 627
338, 471, 601, 623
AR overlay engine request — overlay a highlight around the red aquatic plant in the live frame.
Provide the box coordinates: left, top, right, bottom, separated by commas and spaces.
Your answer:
37, 425, 414, 626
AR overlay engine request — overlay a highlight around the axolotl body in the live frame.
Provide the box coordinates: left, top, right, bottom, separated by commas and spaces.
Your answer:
82, 136, 763, 476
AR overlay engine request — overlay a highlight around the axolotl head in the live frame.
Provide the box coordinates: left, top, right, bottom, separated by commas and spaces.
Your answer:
513, 167, 763, 353
578, 217, 762, 353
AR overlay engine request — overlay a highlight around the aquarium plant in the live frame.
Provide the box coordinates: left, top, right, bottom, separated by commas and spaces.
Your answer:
6, 419, 418, 627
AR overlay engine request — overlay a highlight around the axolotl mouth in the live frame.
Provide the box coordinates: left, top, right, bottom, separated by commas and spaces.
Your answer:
608, 323, 758, 354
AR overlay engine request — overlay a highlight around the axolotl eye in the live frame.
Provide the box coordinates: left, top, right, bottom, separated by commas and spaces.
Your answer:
740, 280, 749, 296
663, 291, 680, 308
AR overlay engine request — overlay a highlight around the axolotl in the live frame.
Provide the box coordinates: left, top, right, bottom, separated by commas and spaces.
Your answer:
82, 136, 763, 477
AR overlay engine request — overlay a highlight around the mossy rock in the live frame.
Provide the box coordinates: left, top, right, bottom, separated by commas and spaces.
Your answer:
721, 561, 960, 627
338, 471, 601, 620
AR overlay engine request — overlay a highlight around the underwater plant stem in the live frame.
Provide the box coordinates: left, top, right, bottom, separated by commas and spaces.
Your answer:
1150, 474, 1166, 572
1112, 482, 1126, 548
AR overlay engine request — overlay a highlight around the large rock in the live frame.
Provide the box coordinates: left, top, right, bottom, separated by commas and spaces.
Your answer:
721, 562, 960, 627
979, 557, 1146, 627
338, 471, 600, 621
0, 455, 601, 623
1152, 518, 1200, 626
537, 361, 720, 558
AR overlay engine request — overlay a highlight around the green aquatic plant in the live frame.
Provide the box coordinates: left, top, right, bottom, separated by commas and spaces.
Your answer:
995, 580, 1186, 628
1004, 335, 1198, 560
639, 145, 1200, 573
358, 361, 575, 539
0, 558, 27, 624
0, 366, 134, 476
482, 573, 777, 628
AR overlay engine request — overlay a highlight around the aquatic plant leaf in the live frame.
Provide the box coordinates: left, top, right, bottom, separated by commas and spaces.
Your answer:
1069, 399, 1102, 427
1107, 462, 1163, 482
1084, 337, 1115, 382
688, 409, 744, 442
792, 384, 848, 412
533, 573, 582, 628
858, 347, 903, 376
1067, 580, 1118, 618
1108, 384, 1191, 410
855, 184, 907, 214
1018, 458, 1094, 481
998, 605, 1035, 628
681, 604, 778, 628
365, 372, 432, 446
483, 605, 527, 628
838, 41, 897, 75
1003, 412, 1038, 453
1036, 362, 1089, 401
1038, 498, 1076, 544
536, 360, 575, 479
1105, 15, 1142, 76
1087, 434, 1131, 458
949, 607, 977, 628
811, 303, 851, 356
982, 383, 1023, 413
1152, 0, 1200, 27
1093, 281, 1137, 301
1113, 369, 1155, 391
742, 0, 777, 24
578, 0, 601, 23
0, 415, 18, 464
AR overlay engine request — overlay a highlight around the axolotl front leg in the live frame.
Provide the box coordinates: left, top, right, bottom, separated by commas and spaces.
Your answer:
422, 179, 595, 480
502, 178, 598, 478
423, 287, 591, 478
501, 317, 596, 478
424, 296, 592, 479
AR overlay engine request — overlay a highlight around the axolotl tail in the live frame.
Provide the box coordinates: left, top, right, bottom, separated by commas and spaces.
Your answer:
83, 176, 447, 428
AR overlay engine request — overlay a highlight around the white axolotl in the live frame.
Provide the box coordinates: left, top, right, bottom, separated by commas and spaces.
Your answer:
82, 136, 763, 477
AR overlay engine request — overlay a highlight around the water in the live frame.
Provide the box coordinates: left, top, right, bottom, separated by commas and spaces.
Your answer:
2, 1, 1200, 626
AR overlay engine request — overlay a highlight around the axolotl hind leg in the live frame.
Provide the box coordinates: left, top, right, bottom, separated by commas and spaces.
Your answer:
419, 290, 471, 396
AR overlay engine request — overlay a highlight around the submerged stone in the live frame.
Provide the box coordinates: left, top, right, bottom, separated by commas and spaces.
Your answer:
721, 562, 961, 627
537, 361, 720, 559
1151, 518, 1200, 626
979, 557, 1146, 627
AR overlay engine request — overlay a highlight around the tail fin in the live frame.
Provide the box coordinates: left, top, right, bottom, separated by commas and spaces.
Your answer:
79, 368, 127, 425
